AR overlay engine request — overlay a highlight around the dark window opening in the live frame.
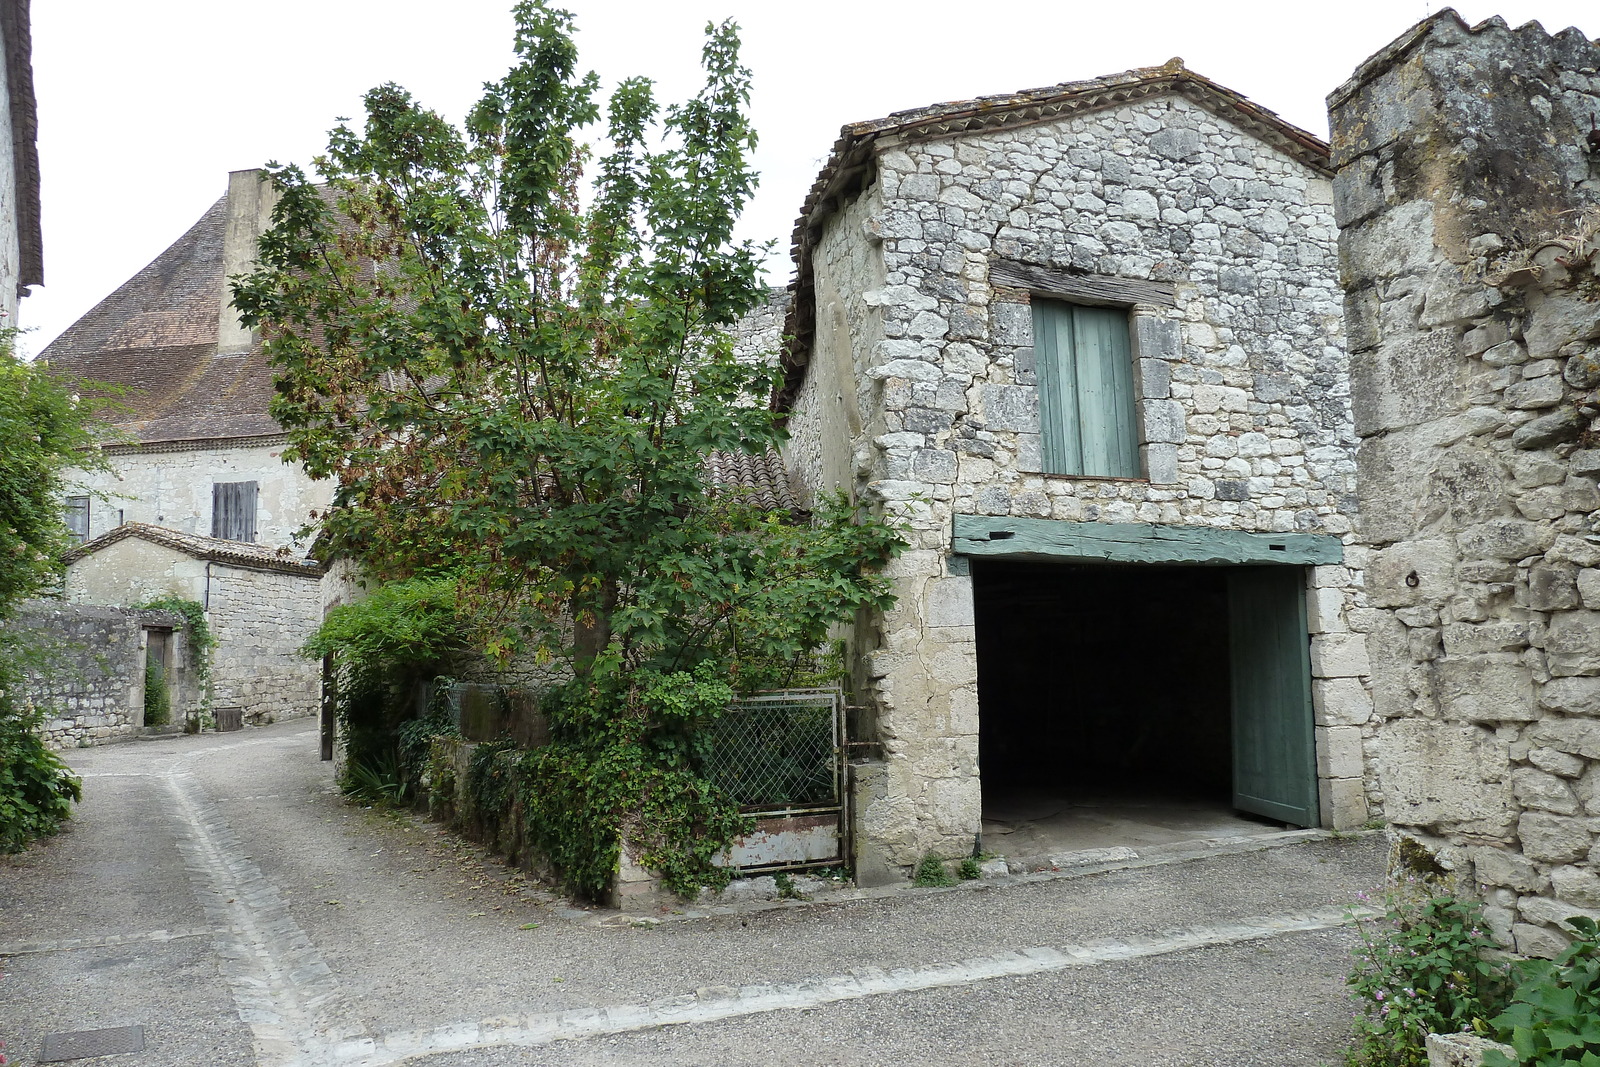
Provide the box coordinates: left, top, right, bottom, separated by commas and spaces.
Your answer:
212, 481, 258, 542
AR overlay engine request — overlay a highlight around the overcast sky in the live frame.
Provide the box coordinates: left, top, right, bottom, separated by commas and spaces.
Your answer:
18, 0, 1599, 357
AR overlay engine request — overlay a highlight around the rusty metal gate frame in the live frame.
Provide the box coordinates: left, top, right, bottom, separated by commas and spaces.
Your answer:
709, 687, 847, 874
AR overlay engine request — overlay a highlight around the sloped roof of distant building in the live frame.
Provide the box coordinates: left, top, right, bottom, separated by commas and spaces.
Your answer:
64, 521, 326, 577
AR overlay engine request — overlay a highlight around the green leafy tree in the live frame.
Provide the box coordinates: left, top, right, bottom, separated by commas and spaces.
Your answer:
234, 3, 903, 895
233, 1, 899, 683
0, 336, 113, 850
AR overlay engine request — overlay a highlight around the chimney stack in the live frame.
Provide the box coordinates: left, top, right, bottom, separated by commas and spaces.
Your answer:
216, 168, 278, 355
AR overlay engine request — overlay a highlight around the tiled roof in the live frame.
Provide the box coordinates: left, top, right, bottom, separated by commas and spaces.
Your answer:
64, 522, 325, 577
773, 60, 1333, 414
704, 447, 801, 514
39, 195, 282, 444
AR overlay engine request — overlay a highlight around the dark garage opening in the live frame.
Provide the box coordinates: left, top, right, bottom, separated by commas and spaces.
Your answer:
973, 558, 1275, 856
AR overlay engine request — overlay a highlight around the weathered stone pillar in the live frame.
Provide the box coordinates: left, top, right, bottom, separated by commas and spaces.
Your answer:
1330, 10, 1600, 956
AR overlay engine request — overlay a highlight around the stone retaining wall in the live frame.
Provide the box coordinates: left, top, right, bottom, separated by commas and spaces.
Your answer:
1330, 11, 1600, 956
13, 601, 187, 747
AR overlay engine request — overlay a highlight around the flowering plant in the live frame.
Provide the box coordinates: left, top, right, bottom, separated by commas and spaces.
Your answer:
1345, 889, 1510, 1067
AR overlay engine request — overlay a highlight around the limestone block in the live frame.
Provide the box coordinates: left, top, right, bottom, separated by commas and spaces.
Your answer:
1367, 541, 1457, 608
1306, 587, 1348, 634
1350, 332, 1462, 436
1310, 633, 1370, 679
1580, 765, 1600, 815
1316, 725, 1365, 780
1529, 746, 1587, 778
1141, 399, 1186, 444
1510, 407, 1587, 450
1526, 718, 1600, 761
1142, 443, 1179, 484
1540, 677, 1600, 715
1546, 611, 1600, 676
1523, 290, 1600, 357
1473, 846, 1542, 893
1518, 895, 1600, 931
1436, 655, 1536, 723
1512, 766, 1579, 814
1425, 1031, 1516, 1067
1572, 450, 1600, 476
1318, 776, 1369, 831
1441, 622, 1530, 657
1577, 569, 1600, 610
1481, 339, 1528, 367
1514, 922, 1572, 960
1314, 677, 1374, 726
1518, 812, 1594, 864
1457, 519, 1557, 562
1375, 720, 1511, 829
982, 385, 1038, 432
1136, 357, 1171, 400
1367, 615, 1419, 718
1550, 865, 1600, 908
1505, 374, 1564, 410
1529, 563, 1581, 611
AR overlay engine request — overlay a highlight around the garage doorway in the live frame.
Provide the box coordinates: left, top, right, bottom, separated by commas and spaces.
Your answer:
972, 557, 1318, 856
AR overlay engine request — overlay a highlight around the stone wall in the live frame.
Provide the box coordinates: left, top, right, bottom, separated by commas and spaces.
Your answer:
1330, 11, 1600, 956
207, 563, 323, 724
73, 437, 334, 550
788, 84, 1371, 871
13, 601, 189, 747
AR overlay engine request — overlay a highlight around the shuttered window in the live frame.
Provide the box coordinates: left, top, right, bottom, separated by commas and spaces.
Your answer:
64, 495, 90, 545
1031, 300, 1140, 478
212, 481, 258, 542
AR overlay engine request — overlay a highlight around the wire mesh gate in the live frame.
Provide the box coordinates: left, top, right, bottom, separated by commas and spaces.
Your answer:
700, 688, 845, 872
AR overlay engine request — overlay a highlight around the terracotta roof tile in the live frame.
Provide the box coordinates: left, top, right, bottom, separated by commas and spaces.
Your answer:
64, 522, 325, 577
39, 195, 281, 444
704, 447, 801, 514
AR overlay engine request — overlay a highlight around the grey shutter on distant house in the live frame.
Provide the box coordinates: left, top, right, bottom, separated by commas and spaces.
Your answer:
212, 481, 258, 542
64, 495, 90, 545
1031, 300, 1139, 478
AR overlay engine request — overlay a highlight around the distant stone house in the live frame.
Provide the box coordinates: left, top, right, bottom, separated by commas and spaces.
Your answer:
41, 170, 334, 729
774, 61, 1372, 881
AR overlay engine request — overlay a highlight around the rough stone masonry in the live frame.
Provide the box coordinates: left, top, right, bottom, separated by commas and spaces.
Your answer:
782, 65, 1371, 878
1330, 10, 1600, 957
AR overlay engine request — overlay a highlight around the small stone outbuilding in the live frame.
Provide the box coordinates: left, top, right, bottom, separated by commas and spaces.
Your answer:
776, 61, 1372, 880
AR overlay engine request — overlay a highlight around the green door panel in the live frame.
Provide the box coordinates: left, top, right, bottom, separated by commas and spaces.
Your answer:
1226, 567, 1319, 827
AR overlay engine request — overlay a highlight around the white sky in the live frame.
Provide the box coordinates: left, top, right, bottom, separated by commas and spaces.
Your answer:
19, 1, 1600, 357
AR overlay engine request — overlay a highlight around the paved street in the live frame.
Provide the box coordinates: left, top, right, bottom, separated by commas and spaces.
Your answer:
2, 720, 1386, 1066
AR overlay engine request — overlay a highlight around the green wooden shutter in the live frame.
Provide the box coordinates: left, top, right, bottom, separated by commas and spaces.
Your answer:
1226, 567, 1319, 827
1030, 300, 1139, 478
1071, 306, 1139, 478
1032, 300, 1080, 474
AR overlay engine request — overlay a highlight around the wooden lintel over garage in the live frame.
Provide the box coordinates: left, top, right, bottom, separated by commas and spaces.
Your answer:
951, 516, 1344, 566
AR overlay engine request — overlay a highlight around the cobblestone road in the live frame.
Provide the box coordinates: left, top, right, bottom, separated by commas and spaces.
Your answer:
1, 719, 1385, 1066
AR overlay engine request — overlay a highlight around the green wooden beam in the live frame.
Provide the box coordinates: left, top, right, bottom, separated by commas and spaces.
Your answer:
951, 515, 1343, 566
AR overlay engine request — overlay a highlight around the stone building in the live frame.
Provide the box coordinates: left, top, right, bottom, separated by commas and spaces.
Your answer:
40, 170, 333, 732
0, 0, 40, 326
776, 61, 1371, 880
1330, 11, 1600, 955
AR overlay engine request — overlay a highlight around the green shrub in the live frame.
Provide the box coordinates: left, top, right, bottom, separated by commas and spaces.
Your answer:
142, 661, 171, 726
957, 857, 983, 881
913, 853, 956, 888
1345, 890, 1510, 1067
1485, 916, 1600, 1066
0, 701, 83, 853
